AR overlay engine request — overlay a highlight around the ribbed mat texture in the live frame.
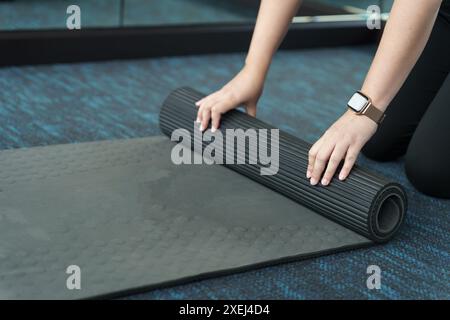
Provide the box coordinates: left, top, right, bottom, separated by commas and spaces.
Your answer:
160, 87, 407, 242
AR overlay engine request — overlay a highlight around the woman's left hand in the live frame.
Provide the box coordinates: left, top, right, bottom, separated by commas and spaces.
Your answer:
307, 110, 378, 186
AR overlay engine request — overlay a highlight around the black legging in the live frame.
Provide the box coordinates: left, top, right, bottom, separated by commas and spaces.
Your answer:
362, 2, 450, 199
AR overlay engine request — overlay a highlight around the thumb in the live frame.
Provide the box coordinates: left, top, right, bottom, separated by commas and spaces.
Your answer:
245, 102, 257, 117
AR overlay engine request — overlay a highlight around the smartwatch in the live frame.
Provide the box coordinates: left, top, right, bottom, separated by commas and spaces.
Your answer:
347, 91, 385, 124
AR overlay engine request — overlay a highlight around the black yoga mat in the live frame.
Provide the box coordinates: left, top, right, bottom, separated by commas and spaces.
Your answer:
160, 87, 407, 243
0, 88, 406, 299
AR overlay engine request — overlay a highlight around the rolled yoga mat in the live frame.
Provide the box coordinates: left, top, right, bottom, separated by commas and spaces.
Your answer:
160, 87, 407, 243
0, 87, 406, 299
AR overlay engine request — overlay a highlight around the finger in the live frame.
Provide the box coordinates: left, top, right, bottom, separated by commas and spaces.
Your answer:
339, 145, 361, 181
196, 106, 203, 124
310, 142, 335, 185
198, 95, 220, 131
321, 142, 349, 186
245, 102, 257, 117
200, 107, 211, 132
195, 97, 206, 107
307, 138, 323, 179
210, 104, 223, 132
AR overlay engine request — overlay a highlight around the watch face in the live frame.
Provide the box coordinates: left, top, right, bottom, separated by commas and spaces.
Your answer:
348, 92, 369, 112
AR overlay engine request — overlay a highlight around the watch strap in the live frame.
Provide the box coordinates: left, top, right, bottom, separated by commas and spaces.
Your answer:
361, 100, 385, 124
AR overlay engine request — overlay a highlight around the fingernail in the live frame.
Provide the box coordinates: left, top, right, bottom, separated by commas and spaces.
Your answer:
306, 171, 311, 179
339, 174, 345, 180
195, 118, 200, 123
310, 178, 318, 185
321, 178, 329, 186
211, 127, 216, 133
199, 125, 204, 131
195, 101, 200, 106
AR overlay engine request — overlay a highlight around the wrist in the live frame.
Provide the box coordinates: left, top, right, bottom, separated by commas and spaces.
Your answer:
347, 90, 386, 125
345, 109, 378, 129
359, 86, 389, 112
244, 59, 270, 79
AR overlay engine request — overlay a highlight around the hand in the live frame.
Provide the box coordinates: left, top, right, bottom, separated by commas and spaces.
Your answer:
196, 66, 265, 132
307, 110, 378, 186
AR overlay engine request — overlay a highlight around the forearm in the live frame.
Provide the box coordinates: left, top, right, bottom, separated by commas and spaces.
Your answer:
245, 0, 302, 77
361, 0, 442, 112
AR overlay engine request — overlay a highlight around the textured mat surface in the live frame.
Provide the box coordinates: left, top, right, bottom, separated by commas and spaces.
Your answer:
0, 136, 371, 299
0, 46, 448, 299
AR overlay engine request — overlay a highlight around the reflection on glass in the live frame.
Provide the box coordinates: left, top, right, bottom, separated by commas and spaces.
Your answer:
122, 0, 368, 27
315, 0, 393, 13
317, 0, 378, 12
0, 0, 394, 31
122, 0, 257, 27
0, 0, 120, 31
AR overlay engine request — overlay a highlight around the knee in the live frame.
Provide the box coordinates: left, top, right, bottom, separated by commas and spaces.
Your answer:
405, 143, 450, 199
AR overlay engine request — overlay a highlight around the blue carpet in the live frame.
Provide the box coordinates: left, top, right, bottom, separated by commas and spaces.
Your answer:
0, 45, 448, 299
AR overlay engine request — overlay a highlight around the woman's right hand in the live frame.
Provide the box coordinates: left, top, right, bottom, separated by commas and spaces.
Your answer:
196, 66, 265, 132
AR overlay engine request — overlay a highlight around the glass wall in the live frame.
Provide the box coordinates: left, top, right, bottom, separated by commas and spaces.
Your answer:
0, 0, 393, 31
